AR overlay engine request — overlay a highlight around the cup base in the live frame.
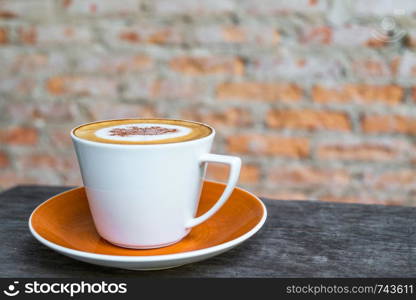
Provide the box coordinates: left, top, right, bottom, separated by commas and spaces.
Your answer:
105, 230, 191, 249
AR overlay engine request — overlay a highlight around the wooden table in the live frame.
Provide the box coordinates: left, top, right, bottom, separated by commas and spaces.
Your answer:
1, 186, 415, 277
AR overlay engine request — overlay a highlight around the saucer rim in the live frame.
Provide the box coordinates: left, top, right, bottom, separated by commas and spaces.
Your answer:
28, 180, 267, 262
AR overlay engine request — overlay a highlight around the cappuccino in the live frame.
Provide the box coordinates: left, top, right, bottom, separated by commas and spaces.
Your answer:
73, 119, 212, 145
71, 118, 241, 249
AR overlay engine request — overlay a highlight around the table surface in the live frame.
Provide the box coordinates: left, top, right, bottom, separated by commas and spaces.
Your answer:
1, 185, 416, 278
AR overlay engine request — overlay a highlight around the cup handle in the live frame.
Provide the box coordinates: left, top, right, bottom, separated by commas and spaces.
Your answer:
186, 153, 241, 228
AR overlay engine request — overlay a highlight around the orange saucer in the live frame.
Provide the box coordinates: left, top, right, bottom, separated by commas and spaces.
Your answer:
29, 181, 267, 270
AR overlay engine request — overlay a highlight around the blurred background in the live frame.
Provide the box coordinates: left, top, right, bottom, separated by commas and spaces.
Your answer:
0, 0, 415, 205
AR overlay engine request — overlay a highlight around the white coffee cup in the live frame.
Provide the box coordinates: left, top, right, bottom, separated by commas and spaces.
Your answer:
71, 119, 241, 249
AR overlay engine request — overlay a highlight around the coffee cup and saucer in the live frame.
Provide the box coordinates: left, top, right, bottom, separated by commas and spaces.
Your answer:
28, 119, 267, 270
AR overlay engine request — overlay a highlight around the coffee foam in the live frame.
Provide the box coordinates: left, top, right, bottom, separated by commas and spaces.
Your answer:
95, 123, 192, 142
73, 119, 212, 145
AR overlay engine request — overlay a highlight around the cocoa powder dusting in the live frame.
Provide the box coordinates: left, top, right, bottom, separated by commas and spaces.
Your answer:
109, 126, 178, 137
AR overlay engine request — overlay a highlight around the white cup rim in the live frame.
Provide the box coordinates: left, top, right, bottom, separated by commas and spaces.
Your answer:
70, 118, 216, 148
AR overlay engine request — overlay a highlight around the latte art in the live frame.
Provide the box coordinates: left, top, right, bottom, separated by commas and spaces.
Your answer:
94, 123, 192, 143
109, 126, 178, 137
73, 119, 212, 145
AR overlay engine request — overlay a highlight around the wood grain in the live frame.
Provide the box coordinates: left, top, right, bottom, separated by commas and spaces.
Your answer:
1, 186, 416, 278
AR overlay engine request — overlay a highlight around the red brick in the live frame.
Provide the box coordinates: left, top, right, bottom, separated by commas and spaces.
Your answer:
0, 78, 36, 96
6, 53, 48, 73
0, 0, 52, 19
2, 52, 69, 74
154, 0, 235, 15
57, 155, 79, 173
76, 54, 152, 73
391, 56, 401, 76
300, 26, 332, 44
48, 128, 73, 149
117, 27, 181, 45
206, 163, 260, 184
362, 115, 416, 135
266, 109, 351, 131
119, 31, 140, 43
150, 79, 206, 100
365, 36, 394, 48
18, 27, 36, 44
3, 102, 76, 122
0, 151, 9, 168
124, 78, 206, 100
351, 0, 416, 16
222, 26, 246, 43
249, 53, 342, 80
61, 171, 83, 186
170, 56, 244, 76
46, 77, 68, 95
0, 11, 16, 18
62, 0, 138, 16
21, 153, 78, 173
364, 169, 416, 191
21, 154, 58, 170
227, 134, 309, 157
146, 30, 174, 44
0, 27, 7, 43
19, 25, 92, 45
194, 25, 280, 45
406, 30, 416, 48
365, 38, 389, 48
241, 0, 327, 15
217, 82, 302, 101
83, 102, 157, 120
317, 143, 397, 161
351, 59, 392, 79
332, 25, 389, 47
53, 154, 80, 175
311, 85, 342, 103
257, 190, 308, 201
2, 102, 36, 121
268, 166, 350, 186
0, 127, 38, 146
46, 76, 118, 97
312, 84, 403, 105
181, 107, 252, 128
36, 103, 76, 121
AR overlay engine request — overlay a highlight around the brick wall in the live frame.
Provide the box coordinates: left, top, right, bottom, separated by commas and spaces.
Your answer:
1, 0, 416, 206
